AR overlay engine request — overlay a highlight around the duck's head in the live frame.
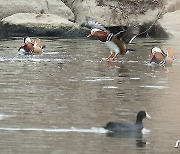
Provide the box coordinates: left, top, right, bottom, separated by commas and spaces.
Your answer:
87, 28, 108, 38
150, 47, 162, 56
136, 111, 151, 124
23, 36, 32, 44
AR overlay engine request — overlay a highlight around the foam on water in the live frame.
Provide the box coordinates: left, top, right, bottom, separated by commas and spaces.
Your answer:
43, 52, 60, 55
0, 114, 11, 120
103, 86, 118, 89
0, 57, 67, 63
130, 77, 140, 80
83, 77, 115, 82
0, 127, 108, 134
141, 128, 151, 135
140, 85, 168, 89
128, 61, 139, 63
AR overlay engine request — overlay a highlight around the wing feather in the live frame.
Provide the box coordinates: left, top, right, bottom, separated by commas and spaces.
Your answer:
115, 27, 139, 44
86, 16, 109, 33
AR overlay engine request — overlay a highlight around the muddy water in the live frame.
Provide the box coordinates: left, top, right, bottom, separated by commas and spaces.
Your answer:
0, 37, 180, 153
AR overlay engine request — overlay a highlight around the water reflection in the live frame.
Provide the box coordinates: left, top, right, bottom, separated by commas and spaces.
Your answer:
0, 127, 108, 134
106, 131, 150, 148
106, 131, 143, 139
136, 139, 149, 148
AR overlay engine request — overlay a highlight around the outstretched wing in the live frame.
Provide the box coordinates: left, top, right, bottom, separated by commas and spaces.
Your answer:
86, 16, 109, 33
115, 27, 139, 44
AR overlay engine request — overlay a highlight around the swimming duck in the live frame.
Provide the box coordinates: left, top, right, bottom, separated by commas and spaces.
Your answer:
86, 16, 139, 61
149, 47, 174, 66
175, 140, 180, 148
18, 36, 45, 55
104, 111, 151, 132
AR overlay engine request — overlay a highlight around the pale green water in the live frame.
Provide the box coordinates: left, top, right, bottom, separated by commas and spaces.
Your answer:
0, 37, 180, 153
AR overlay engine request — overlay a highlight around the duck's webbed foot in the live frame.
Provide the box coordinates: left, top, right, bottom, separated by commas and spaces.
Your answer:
108, 54, 117, 62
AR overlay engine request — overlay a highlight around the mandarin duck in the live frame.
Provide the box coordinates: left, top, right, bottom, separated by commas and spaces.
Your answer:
150, 47, 174, 66
175, 140, 180, 148
18, 36, 45, 55
86, 16, 139, 61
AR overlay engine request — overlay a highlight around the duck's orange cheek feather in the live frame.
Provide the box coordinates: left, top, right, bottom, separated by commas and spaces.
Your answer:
154, 52, 165, 61
26, 43, 34, 51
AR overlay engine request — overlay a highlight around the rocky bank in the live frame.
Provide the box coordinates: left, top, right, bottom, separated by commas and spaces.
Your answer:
158, 0, 180, 39
0, 0, 180, 38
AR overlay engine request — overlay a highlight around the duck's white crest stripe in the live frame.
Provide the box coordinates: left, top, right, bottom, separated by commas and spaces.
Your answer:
175, 140, 180, 148
92, 28, 102, 32
25, 37, 31, 43
106, 33, 113, 41
151, 47, 161, 53
166, 50, 169, 57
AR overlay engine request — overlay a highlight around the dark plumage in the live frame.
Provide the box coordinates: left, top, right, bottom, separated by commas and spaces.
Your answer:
104, 111, 151, 132
115, 27, 139, 44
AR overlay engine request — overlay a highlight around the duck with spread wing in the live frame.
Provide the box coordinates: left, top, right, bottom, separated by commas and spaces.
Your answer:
86, 16, 139, 61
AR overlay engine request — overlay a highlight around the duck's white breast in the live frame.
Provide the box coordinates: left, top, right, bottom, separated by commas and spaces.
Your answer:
105, 41, 119, 54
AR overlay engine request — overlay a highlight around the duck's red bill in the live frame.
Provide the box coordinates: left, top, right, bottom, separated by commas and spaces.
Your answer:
149, 53, 153, 57
87, 33, 92, 38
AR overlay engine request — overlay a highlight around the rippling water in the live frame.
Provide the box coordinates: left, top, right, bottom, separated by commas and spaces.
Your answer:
0, 37, 180, 153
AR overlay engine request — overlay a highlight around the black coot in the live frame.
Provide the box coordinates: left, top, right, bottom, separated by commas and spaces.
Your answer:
104, 111, 151, 132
